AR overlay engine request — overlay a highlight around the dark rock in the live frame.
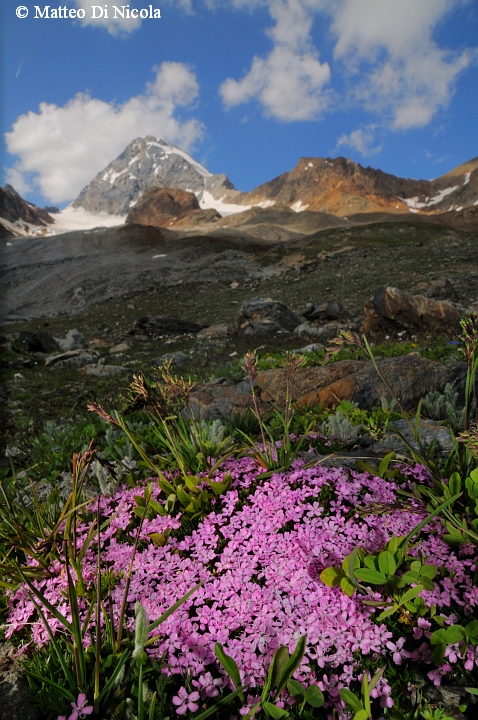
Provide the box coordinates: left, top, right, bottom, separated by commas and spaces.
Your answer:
196, 324, 234, 340
45, 350, 97, 368
302, 300, 344, 323
152, 351, 189, 368
19, 331, 59, 353
255, 355, 467, 411
0, 643, 38, 720
235, 298, 301, 336
426, 276, 460, 302
132, 316, 206, 337
188, 378, 254, 420
377, 418, 454, 456
42, 205, 60, 214
422, 683, 475, 720
80, 364, 128, 377
362, 286, 465, 334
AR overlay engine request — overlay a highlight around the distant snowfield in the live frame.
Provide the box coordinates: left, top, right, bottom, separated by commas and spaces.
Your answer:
45, 205, 127, 235
198, 190, 251, 216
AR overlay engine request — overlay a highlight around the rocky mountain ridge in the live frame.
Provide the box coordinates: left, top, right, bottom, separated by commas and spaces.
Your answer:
70, 137, 478, 226
0, 185, 54, 239
232, 155, 478, 217
72, 136, 237, 216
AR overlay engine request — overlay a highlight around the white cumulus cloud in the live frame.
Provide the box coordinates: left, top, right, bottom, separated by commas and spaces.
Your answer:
4, 63, 203, 204
336, 125, 381, 156
217, 0, 475, 130
220, 0, 331, 121
329, 0, 476, 129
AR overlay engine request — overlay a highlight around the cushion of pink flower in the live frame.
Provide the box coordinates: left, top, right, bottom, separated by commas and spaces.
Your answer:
7, 458, 478, 716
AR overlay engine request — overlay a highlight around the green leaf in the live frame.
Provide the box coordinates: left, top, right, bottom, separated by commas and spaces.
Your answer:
320, 566, 345, 588
148, 532, 169, 546
275, 635, 306, 696
176, 485, 192, 507
377, 605, 399, 621
378, 551, 396, 577
340, 576, 356, 597
286, 679, 305, 700
214, 644, 244, 703
262, 701, 289, 719
419, 564, 438, 579
354, 568, 387, 584
465, 620, 478, 640
185, 475, 201, 492
339, 688, 364, 713
431, 629, 446, 644
304, 684, 324, 708
369, 666, 385, 693
147, 498, 167, 516
400, 584, 424, 605
158, 478, 175, 496
449, 473, 462, 496
431, 643, 446, 665
363, 556, 377, 569
269, 646, 290, 692
206, 479, 230, 496
354, 710, 370, 720
465, 687, 478, 696
445, 624, 466, 644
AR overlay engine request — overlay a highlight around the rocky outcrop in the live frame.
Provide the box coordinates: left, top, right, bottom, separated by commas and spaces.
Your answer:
131, 315, 206, 338
303, 300, 344, 323
235, 298, 301, 336
362, 286, 465, 334
0, 185, 54, 227
72, 137, 236, 216
0, 643, 38, 720
425, 277, 460, 302
126, 187, 221, 228
254, 355, 466, 411
188, 355, 466, 419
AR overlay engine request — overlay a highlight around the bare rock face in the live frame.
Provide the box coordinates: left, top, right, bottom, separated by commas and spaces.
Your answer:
73, 136, 235, 216
126, 187, 200, 227
0, 643, 38, 720
303, 300, 344, 323
255, 355, 466, 411
426, 277, 460, 303
0, 185, 54, 226
362, 286, 464, 334
235, 298, 301, 336
187, 355, 466, 419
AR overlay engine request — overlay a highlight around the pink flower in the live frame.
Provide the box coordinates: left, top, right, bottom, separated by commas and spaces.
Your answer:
58, 694, 93, 720
172, 687, 200, 715
385, 637, 410, 665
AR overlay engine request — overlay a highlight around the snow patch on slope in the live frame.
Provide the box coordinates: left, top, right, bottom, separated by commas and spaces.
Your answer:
400, 186, 459, 210
43, 205, 126, 235
199, 191, 250, 216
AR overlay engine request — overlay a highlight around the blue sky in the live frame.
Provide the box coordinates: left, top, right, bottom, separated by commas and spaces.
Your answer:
2, 0, 478, 208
